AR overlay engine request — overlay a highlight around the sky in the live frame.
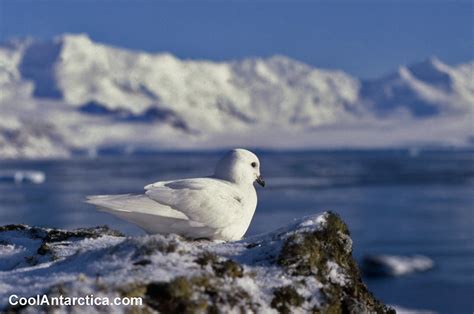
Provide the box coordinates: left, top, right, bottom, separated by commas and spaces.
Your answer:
0, 0, 472, 79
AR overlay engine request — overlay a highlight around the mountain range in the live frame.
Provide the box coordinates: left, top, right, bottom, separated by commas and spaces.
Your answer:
1, 34, 472, 158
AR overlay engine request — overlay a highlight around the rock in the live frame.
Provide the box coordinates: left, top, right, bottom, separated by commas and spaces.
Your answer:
0, 212, 394, 313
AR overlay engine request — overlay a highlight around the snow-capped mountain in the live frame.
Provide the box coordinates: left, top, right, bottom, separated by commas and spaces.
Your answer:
361, 57, 473, 116
0, 34, 472, 158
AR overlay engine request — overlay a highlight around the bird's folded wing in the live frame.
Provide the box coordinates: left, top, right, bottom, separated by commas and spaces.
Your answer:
86, 194, 188, 219
98, 210, 215, 238
145, 178, 244, 229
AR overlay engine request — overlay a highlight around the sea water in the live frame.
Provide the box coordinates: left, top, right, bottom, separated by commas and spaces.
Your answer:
0, 150, 473, 313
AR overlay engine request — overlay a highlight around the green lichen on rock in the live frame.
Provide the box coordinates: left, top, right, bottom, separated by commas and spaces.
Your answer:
0, 224, 124, 263
278, 211, 394, 313
142, 275, 255, 314
118, 252, 251, 313
44, 226, 124, 243
278, 212, 351, 278
195, 251, 219, 266
37, 242, 54, 256
0, 224, 46, 241
195, 252, 244, 279
213, 259, 244, 278
270, 285, 305, 314
145, 277, 204, 313
38, 226, 123, 259
134, 237, 179, 257
0, 224, 28, 232
0, 224, 123, 241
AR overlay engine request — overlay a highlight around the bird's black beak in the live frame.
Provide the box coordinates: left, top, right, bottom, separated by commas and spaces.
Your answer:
256, 175, 265, 187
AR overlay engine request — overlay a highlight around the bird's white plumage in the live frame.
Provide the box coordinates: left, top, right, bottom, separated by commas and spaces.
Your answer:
86, 149, 263, 241
145, 178, 249, 228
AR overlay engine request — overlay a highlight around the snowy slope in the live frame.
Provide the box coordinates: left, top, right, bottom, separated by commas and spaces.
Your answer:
360, 57, 474, 116
0, 34, 472, 158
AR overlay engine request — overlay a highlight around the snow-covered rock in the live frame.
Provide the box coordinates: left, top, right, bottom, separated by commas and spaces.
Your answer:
0, 212, 393, 313
390, 304, 437, 314
361, 254, 434, 277
0, 170, 45, 184
0, 34, 473, 158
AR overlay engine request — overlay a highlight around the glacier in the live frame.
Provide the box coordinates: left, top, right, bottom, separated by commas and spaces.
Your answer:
0, 34, 472, 159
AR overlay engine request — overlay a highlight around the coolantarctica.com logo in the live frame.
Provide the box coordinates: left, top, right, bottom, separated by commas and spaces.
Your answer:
9, 294, 143, 307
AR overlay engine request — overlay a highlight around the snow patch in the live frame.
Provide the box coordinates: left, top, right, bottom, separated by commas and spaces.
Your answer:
327, 261, 348, 285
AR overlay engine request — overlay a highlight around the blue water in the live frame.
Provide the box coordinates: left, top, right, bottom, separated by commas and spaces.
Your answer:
0, 150, 473, 313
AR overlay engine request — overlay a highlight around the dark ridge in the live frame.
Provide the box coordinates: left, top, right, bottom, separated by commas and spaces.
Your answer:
78, 102, 191, 131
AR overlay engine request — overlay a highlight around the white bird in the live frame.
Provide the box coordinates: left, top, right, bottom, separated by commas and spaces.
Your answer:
86, 148, 265, 241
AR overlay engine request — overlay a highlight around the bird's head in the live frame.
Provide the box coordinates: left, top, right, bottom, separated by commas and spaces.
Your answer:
214, 148, 265, 187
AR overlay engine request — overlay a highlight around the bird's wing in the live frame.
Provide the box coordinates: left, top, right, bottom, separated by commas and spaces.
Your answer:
145, 178, 245, 229
86, 194, 188, 219
98, 209, 216, 238
86, 194, 218, 237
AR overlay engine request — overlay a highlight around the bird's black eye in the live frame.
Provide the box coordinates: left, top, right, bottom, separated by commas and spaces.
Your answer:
251, 162, 257, 168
